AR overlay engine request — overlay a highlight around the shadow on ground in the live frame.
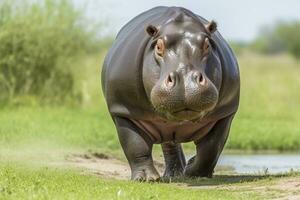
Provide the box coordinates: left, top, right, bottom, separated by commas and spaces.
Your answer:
163, 175, 268, 186
161, 173, 298, 187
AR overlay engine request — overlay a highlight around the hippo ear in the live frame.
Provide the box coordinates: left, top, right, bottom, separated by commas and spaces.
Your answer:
146, 25, 158, 37
205, 20, 217, 34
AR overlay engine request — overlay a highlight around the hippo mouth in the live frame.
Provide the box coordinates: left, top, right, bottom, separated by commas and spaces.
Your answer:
173, 108, 199, 114
171, 108, 203, 120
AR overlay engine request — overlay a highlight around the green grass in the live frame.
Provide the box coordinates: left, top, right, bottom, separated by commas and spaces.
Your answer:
0, 163, 285, 200
0, 52, 300, 199
1, 52, 299, 152
228, 52, 300, 150
0, 106, 117, 153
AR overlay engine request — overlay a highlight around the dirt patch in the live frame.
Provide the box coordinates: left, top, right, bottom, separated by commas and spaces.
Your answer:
214, 176, 300, 200
272, 177, 300, 200
64, 152, 165, 180
65, 153, 130, 179
273, 177, 300, 191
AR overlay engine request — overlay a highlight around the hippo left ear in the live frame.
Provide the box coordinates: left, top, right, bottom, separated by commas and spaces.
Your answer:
205, 20, 217, 34
146, 25, 158, 37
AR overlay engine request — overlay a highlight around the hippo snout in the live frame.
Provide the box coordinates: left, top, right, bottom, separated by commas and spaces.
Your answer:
151, 70, 218, 121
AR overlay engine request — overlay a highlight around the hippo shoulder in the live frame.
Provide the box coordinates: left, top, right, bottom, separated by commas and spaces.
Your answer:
214, 34, 240, 118
205, 22, 240, 118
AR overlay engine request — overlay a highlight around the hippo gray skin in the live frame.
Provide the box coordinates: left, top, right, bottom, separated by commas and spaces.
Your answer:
101, 6, 240, 181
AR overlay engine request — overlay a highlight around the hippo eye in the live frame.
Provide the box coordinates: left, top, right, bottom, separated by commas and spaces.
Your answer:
155, 39, 165, 57
202, 38, 210, 55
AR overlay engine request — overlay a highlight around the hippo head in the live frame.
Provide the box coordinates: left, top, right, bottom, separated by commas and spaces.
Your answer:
143, 13, 222, 122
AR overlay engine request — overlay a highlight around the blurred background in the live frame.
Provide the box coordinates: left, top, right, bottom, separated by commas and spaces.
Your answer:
0, 0, 299, 161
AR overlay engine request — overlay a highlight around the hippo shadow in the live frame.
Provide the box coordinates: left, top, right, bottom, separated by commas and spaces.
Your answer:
160, 174, 289, 187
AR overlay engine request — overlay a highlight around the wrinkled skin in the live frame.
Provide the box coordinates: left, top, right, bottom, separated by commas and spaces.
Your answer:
102, 6, 240, 181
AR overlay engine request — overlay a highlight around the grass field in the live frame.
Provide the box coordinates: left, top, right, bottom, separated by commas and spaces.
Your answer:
229, 52, 300, 150
1, 52, 299, 151
1, 52, 300, 199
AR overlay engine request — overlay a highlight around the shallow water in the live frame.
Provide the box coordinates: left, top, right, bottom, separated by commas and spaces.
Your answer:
217, 154, 300, 174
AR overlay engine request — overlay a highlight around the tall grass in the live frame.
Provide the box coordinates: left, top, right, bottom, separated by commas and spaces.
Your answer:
0, 0, 100, 105
227, 52, 300, 151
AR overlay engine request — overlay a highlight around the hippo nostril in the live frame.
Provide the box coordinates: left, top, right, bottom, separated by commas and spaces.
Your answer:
198, 73, 205, 85
166, 72, 176, 88
167, 75, 173, 84
193, 71, 205, 86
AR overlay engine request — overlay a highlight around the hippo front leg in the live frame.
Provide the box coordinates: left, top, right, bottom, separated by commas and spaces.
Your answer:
161, 142, 186, 178
114, 117, 160, 181
184, 114, 235, 177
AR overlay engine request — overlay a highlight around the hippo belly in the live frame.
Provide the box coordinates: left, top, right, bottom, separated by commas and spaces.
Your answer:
131, 119, 216, 143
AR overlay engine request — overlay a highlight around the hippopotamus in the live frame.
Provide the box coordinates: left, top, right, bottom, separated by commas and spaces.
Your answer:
101, 6, 240, 181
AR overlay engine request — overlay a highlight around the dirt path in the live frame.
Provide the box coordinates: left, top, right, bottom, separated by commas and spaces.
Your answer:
63, 152, 165, 180
65, 153, 131, 179
62, 152, 300, 199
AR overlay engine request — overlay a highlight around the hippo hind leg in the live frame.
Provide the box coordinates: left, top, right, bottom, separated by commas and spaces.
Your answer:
161, 142, 186, 178
114, 117, 160, 181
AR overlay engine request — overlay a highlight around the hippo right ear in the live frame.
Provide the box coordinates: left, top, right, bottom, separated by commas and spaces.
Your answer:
205, 20, 217, 34
146, 25, 158, 37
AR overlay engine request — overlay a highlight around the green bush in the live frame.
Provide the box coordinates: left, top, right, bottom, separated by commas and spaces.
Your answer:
276, 22, 300, 58
0, 0, 99, 104
250, 25, 286, 54
250, 21, 300, 58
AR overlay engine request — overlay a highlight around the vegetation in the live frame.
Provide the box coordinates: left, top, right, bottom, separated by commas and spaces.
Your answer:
0, 53, 299, 153
251, 21, 300, 58
227, 53, 300, 150
0, 0, 100, 104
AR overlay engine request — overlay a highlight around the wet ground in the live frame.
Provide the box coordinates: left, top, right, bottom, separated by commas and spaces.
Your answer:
218, 154, 300, 174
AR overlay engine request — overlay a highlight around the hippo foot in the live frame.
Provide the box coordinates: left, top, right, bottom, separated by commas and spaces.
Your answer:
163, 169, 183, 179
183, 156, 213, 178
163, 165, 184, 179
131, 165, 160, 182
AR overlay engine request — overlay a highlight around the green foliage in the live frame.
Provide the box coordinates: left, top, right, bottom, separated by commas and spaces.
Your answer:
0, 53, 300, 152
250, 26, 285, 54
276, 22, 300, 58
0, 0, 99, 104
251, 21, 300, 58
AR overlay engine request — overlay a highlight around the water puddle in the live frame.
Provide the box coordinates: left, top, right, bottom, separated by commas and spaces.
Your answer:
218, 154, 300, 174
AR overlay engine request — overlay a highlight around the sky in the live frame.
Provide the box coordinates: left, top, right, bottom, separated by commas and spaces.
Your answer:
74, 0, 300, 42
